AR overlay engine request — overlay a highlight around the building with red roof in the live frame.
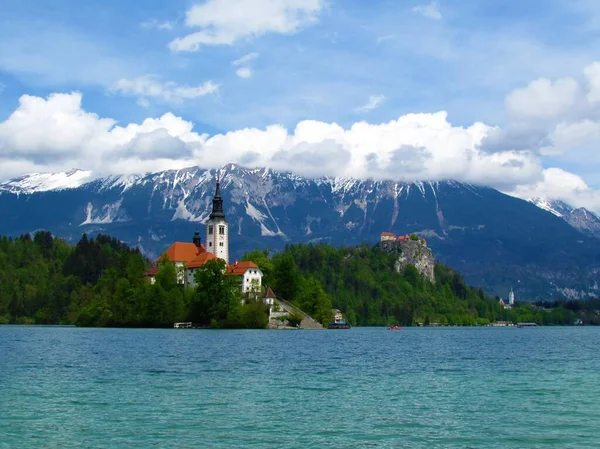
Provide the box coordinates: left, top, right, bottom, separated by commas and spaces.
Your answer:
380, 232, 396, 242
145, 179, 265, 295
226, 260, 263, 293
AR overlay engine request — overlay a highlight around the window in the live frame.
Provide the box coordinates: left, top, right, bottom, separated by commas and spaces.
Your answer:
208, 225, 213, 235
219, 242, 223, 247
209, 242, 212, 247
219, 226, 225, 235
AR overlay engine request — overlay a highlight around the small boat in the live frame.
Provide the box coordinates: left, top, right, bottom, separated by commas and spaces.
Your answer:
328, 321, 351, 329
387, 326, 402, 331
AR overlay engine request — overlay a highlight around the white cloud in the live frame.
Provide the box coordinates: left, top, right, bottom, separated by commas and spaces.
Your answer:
2, 89, 600, 213
0, 91, 529, 189
0, 92, 206, 178
140, 19, 174, 30
500, 62, 600, 164
112, 76, 219, 104
545, 119, 600, 155
412, 2, 442, 20
510, 168, 600, 213
169, 0, 324, 51
505, 77, 580, 122
232, 52, 260, 66
355, 95, 386, 112
584, 61, 600, 103
232, 52, 259, 78
236, 67, 253, 78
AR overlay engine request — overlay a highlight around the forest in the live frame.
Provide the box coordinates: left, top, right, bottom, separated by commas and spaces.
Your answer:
0, 231, 596, 327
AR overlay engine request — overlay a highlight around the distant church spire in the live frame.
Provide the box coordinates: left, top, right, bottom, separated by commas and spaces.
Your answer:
209, 174, 225, 220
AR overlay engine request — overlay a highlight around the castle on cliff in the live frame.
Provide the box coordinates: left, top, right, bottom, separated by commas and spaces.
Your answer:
379, 231, 435, 283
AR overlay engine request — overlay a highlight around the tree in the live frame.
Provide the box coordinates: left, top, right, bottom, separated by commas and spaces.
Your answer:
191, 259, 240, 326
297, 277, 333, 326
273, 253, 301, 302
155, 261, 178, 292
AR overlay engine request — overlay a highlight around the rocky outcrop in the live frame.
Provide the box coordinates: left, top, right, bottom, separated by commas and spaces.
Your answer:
380, 239, 435, 283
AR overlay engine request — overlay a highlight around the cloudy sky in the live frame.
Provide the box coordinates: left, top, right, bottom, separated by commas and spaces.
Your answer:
2, 0, 600, 210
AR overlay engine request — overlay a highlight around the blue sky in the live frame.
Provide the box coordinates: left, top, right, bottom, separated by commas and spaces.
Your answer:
2, 0, 600, 210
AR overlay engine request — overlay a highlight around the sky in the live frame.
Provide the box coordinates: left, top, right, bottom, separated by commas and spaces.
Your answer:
2, 0, 600, 211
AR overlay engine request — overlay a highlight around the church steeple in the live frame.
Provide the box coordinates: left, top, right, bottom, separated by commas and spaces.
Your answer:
205, 173, 229, 263
209, 176, 225, 220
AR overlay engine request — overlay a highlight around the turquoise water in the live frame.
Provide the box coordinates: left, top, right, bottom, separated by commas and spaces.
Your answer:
1, 326, 599, 448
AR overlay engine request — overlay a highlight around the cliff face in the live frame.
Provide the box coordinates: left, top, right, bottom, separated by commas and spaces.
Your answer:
380, 239, 436, 283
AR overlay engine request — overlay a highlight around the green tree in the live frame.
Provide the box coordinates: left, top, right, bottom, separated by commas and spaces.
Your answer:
191, 259, 240, 326
273, 253, 301, 302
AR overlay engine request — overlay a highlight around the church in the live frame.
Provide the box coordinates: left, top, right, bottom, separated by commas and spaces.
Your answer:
145, 178, 264, 295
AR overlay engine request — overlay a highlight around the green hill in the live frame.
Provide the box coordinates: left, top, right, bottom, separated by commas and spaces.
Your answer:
1, 232, 593, 327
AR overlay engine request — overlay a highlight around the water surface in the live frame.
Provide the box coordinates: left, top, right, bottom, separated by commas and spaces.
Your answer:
1, 326, 599, 448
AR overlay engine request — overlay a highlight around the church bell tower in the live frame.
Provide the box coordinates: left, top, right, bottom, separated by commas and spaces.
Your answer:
205, 176, 229, 263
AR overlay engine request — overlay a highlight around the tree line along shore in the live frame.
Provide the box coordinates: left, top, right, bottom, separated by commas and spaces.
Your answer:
1, 231, 598, 328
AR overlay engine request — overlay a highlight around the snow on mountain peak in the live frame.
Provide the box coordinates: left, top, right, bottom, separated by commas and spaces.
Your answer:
0, 169, 94, 194
528, 197, 569, 217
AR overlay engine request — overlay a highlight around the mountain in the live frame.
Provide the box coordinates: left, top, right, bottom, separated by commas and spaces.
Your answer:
528, 198, 600, 239
1, 164, 600, 300
0, 169, 93, 194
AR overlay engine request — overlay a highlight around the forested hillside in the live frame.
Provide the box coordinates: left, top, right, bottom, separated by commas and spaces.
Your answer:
0, 232, 594, 327
258, 244, 499, 326
251, 243, 598, 326
0, 232, 268, 328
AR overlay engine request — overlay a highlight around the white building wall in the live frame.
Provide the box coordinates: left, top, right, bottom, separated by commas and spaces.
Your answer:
206, 219, 229, 264
186, 268, 197, 288
242, 268, 263, 293
175, 262, 186, 285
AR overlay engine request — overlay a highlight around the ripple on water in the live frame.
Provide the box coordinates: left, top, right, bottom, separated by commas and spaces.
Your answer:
1, 326, 600, 448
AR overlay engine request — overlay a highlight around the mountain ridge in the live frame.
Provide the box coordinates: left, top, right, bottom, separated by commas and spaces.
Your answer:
3, 165, 598, 235
1, 163, 600, 300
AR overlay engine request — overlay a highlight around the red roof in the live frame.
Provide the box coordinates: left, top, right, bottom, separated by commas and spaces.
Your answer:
381, 232, 395, 237
187, 252, 218, 269
226, 261, 259, 276
265, 286, 276, 298
158, 242, 206, 263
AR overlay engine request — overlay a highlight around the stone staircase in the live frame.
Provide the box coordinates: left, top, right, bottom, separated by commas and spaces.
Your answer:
268, 297, 324, 330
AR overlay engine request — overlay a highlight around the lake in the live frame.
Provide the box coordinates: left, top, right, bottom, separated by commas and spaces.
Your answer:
1, 326, 599, 448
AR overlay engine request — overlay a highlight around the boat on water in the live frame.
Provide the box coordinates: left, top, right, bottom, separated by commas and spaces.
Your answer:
328, 321, 351, 329
387, 326, 402, 331
517, 322, 537, 328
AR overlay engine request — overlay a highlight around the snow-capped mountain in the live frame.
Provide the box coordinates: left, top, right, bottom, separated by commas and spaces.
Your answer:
528, 198, 600, 239
1, 163, 599, 300
0, 169, 93, 194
